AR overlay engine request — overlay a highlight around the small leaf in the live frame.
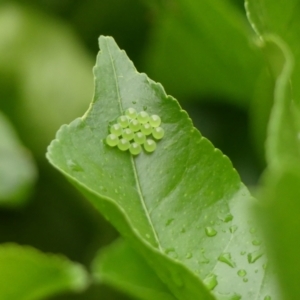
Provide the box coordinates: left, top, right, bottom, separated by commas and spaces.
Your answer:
0, 243, 89, 300
47, 36, 274, 299
0, 111, 36, 208
92, 238, 176, 300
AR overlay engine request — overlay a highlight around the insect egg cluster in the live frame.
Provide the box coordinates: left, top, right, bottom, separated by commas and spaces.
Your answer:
106, 107, 164, 155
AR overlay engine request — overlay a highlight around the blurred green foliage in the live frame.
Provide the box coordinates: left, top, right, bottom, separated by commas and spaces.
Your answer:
0, 0, 272, 298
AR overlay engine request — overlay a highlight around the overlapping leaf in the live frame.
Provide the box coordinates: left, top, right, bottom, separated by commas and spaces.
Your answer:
0, 111, 36, 207
0, 243, 89, 300
47, 36, 274, 299
93, 238, 176, 300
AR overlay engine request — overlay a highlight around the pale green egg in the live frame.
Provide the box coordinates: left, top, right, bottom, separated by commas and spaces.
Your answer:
149, 115, 161, 127
137, 111, 149, 124
110, 123, 122, 136
129, 142, 142, 155
129, 119, 141, 132
106, 134, 119, 147
134, 132, 146, 144
122, 128, 134, 141
152, 127, 165, 140
118, 115, 129, 128
118, 138, 130, 151
140, 123, 152, 135
125, 107, 137, 119
144, 139, 157, 152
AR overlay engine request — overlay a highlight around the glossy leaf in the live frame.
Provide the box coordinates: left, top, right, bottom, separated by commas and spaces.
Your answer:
144, 0, 262, 106
93, 238, 176, 300
246, 0, 300, 167
0, 243, 89, 300
258, 166, 300, 300
47, 36, 274, 299
0, 111, 36, 208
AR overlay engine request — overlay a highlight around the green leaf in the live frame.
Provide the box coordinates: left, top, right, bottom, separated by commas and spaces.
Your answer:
246, 0, 300, 166
47, 36, 275, 299
0, 243, 89, 300
258, 165, 300, 300
0, 111, 36, 208
93, 238, 176, 300
0, 3, 93, 158
143, 0, 262, 106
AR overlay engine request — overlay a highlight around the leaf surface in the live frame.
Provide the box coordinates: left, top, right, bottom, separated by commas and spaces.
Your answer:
93, 238, 176, 300
0, 244, 89, 300
47, 36, 274, 299
0, 111, 36, 207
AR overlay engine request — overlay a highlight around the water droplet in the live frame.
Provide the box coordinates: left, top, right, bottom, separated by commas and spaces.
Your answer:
243, 278, 248, 282
145, 234, 150, 239
218, 253, 236, 268
114, 188, 119, 194
180, 227, 186, 233
252, 239, 262, 246
132, 101, 136, 104
67, 159, 83, 172
213, 292, 242, 300
240, 251, 246, 255
219, 213, 234, 222
229, 225, 238, 233
203, 274, 218, 291
210, 220, 215, 225
264, 296, 271, 300
186, 252, 193, 259
165, 248, 178, 259
255, 269, 258, 273
205, 227, 217, 237
166, 218, 174, 226
237, 269, 247, 277
248, 249, 264, 264
143, 105, 148, 111
263, 263, 267, 270
250, 227, 257, 234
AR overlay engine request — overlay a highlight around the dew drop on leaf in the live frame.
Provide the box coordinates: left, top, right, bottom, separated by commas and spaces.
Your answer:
213, 292, 242, 300
218, 252, 236, 268
205, 226, 217, 237
229, 225, 238, 233
185, 252, 193, 259
243, 278, 248, 282
247, 249, 264, 264
237, 269, 247, 277
264, 296, 271, 300
252, 239, 262, 246
219, 213, 234, 223
165, 248, 178, 259
249, 227, 257, 234
240, 251, 246, 255
67, 159, 83, 172
203, 274, 218, 291
165, 218, 174, 226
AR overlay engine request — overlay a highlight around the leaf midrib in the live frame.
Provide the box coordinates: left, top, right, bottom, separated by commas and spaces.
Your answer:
105, 40, 163, 251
